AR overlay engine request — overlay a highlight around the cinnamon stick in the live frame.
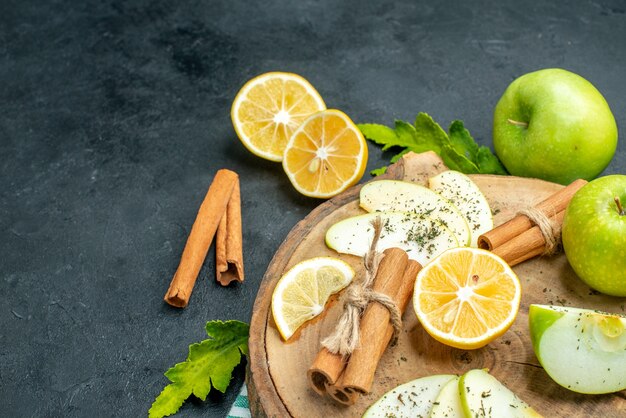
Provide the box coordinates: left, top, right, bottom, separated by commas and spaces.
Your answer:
334, 259, 421, 403
478, 178, 587, 251
164, 169, 238, 307
216, 180, 244, 286
325, 380, 360, 406
493, 210, 565, 266
307, 248, 408, 398
308, 348, 346, 395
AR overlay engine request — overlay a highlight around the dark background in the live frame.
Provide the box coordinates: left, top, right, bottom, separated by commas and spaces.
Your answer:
1, 0, 625, 417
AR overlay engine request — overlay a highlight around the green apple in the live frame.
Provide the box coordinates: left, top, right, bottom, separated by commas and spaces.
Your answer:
360, 179, 471, 246
428, 170, 493, 247
493, 68, 617, 185
562, 175, 626, 296
363, 374, 456, 418
529, 304, 626, 394
459, 369, 542, 417
430, 376, 464, 418
325, 211, 459, 265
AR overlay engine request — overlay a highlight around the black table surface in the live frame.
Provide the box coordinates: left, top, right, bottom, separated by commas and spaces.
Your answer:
2, 1, 625, 417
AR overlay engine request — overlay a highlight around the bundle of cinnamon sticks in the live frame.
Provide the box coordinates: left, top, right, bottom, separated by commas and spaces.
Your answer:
164, 169, 245, 308
478, 178, 587, 266
307, 248, 421, 405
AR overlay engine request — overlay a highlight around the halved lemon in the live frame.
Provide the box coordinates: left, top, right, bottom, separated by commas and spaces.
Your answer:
231, 72, 326, 161
413, 247, 521, 349
282, 109, 368, 198
272, 257, 354, 340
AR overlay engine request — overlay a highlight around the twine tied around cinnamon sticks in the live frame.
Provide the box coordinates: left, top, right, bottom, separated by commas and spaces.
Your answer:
308, 222, 421, 405
321, 217, 403, 357
478, 178, 588, 266
515, 206, 560, 256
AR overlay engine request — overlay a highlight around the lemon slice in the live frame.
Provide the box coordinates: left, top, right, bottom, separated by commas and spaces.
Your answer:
231, 72, 326, 161
282, 109, 368, 198
272, 257, 354, 340
413, 247, 521, 349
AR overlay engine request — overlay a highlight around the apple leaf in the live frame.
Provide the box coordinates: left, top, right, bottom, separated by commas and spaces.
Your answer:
358, 113, 507, 176
148, 320, 249, 418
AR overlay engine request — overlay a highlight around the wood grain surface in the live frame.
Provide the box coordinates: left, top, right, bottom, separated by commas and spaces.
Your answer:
248, 152, 626, 418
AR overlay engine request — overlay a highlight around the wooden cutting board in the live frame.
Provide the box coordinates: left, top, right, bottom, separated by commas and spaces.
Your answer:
247, 152, 626, 417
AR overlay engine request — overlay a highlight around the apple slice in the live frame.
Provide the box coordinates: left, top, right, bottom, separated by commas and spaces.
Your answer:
529, 304, 626, 394
325, 211, 459, 265
360, 180, 471, 246
363, 374, 456, 418
430, 376, 464, 418
428, 170, 493, 247
459, 369, 542, 417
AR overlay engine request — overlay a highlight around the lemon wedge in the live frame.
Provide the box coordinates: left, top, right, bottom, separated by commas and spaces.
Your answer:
272, 257, 354, 340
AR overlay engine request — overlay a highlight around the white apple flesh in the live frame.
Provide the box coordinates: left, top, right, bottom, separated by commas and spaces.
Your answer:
529, 304, 626, 394
360, 180, 471, 246
459, 369, 542, 417
325, 211, 459, 265
428, 170, 493, 247
362, 374, 456, 418
430, 376, 464, 418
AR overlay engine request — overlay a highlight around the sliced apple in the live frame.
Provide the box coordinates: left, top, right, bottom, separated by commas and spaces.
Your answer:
360, 180, 471, 246
363, 374, 456, 418
325, 211, 459, 265
428, 170, 493, 247
430, 376, 464, 418
459, 369, 542, 417
529, 304, 626, 394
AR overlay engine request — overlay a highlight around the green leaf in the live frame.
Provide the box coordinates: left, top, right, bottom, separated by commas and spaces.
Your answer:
476, 146, 508, 175
386, 120, 417, 151
390, 148, 411, 163
370, 166, 388, 176
360, 113, 510, 178
357, 123, 398, 146
440, 144, 480, 174
412, 113, 448, 154
448, 120, 479, 161
148, 320, 249, 418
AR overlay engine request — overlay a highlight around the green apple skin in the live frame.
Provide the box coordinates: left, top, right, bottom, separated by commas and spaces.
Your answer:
493, 68, 617, 185
562, 175, 626, 296
529, 304, 626, 394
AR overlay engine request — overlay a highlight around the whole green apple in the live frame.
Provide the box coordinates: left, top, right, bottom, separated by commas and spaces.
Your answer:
493, 68, 618, 185
562, 175, 626, 296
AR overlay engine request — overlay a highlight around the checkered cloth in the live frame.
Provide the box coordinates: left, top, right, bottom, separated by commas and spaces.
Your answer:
227, 383, 251, 418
